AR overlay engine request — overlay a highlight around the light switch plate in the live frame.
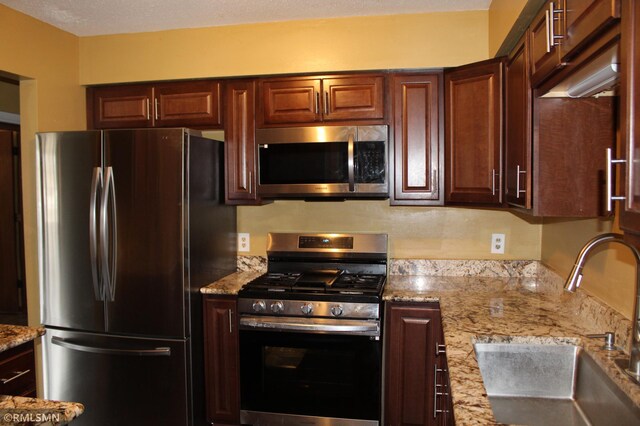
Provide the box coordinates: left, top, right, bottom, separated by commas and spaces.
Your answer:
238, 233, 250, 252
491, 233, 505, 254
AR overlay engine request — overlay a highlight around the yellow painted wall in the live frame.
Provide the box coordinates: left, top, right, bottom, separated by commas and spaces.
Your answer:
79, 10, 544, 263
0, 5, 84, 328
488, 0, 528, 57
0, 80, 19, 114
239, 201, 541, 259
79, 12, 489, 84
541, 216, 636, 320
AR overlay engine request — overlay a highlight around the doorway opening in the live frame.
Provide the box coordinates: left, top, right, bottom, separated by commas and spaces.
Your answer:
0, 75, 27, 325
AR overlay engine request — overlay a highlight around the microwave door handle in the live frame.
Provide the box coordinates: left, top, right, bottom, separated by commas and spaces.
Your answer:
348, 134, 355, 192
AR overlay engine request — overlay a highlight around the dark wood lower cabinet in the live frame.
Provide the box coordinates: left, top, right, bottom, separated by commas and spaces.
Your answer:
203, 296, 240, 425
384, 302, 452, 426
0, 341, 36, 397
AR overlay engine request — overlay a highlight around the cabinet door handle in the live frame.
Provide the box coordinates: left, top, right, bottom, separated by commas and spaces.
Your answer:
433, 363, 438, 419
154, 98, 159, 121
1, 369, 30, 384
228, 309, 233, 333
545, 9, 551, 53
492, 169, 497, 196
248, 171, 253, 195
516, 165, 527, 198
315, 92, 320, 115
435, 341, 446, 356
606, 148, 626, 212
549, 2, 563, 47
146, 98, 151, 121
324, 91, 329, 115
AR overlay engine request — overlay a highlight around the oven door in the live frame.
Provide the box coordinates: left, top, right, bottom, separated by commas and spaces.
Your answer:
239, 327, 382, 425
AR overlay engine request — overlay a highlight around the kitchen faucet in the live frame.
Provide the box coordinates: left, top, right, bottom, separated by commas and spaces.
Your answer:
564, 233, 640, 382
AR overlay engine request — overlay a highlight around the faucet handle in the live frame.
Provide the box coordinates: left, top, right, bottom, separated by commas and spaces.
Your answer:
586, 332, 616, 351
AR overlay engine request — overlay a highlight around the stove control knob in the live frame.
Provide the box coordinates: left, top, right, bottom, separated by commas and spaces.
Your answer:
270, 301, 284, 314
252, 300, 266, 313
301, 303, 314, 315
330, 305, 344, 317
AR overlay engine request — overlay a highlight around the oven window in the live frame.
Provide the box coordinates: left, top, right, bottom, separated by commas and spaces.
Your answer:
240, 330, 381, 421
259, 142, 348, 184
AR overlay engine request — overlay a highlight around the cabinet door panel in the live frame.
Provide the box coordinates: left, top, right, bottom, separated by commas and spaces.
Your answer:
391, 74, 442, 205
204, 297, 240, 425
225, 80, 261, 204
562, 0, 620, 59
154, 81, 221, 128
91, 85, 152, 129
620, 0, 640, 232
505, 35, 533, 209
384, 303, 441, 426
445, 58, 503, 205
530, 1, 565, 87
260, 79, 321, 124
323, 76, 384, 121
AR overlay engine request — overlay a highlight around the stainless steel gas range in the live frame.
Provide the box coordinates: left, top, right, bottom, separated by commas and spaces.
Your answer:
237, 232, 388, 426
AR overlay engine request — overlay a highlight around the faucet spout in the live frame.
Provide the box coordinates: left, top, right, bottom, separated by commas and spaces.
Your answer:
564, 233, 640, 383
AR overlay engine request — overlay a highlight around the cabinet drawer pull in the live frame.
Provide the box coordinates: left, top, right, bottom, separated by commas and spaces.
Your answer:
606, 148, 626, 212
549, 2, 563, 47
1, 369, 30, 384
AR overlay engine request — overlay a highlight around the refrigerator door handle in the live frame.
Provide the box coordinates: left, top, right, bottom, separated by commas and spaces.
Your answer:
89, 167, 104, 301
51, 336, 171, 357
101, 166, 118, 301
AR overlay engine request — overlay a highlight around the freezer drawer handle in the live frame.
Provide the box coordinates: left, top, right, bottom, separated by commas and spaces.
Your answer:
51, 337, 171, 357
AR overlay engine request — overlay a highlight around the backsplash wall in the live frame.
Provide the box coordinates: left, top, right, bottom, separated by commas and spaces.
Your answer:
237, 200, 542, 259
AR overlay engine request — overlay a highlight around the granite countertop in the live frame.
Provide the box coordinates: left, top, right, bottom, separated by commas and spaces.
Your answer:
0, 325, 84, 425
0, 325, 45, 353
201, 268, 640, 425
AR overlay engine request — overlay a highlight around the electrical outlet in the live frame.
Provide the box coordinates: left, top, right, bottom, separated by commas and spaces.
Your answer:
491, 233, 505, 254
238, 233, 250, 252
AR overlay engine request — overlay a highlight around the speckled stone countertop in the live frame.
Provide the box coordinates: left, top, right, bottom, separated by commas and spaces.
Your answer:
201, 264, 640, 425
385, 274, 640, 425
0, 325, 84, 425
0, 325, 45, 353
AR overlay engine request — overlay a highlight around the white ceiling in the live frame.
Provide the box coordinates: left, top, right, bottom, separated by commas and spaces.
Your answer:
0, 0, 492, 36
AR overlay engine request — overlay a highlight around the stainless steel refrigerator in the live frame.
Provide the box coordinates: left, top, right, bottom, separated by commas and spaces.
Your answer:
36, 128, 236, 425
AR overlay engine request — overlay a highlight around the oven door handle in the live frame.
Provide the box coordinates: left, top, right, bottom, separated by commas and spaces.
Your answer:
239, 316, 380, 337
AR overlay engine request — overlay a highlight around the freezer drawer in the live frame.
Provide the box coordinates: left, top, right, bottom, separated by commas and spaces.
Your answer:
43, 328, 190, 426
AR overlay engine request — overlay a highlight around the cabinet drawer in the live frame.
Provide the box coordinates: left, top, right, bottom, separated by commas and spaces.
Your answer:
0, 342, 36, 397
562, 0, 620, 60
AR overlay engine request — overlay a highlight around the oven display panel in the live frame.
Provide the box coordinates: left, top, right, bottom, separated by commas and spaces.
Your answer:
299, 236, 354, 249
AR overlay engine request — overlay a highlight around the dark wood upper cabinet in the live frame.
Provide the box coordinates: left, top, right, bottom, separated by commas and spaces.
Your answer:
203, 296, 240, 425
562, 0, 621, 60
89, 84, 153, 129
445, 58, 504, 205
620, 0, 640, 234
224, 79, 267, 205
88, 80, 222, 129
384, 302, 446, 426
390, 73, 443, 206
259, 78, 322, 125
530, 1, 566, 87
322, 76, 385, 121
505, 34, 533, 209
258, 74, 385, 126
154, 81, 221, 128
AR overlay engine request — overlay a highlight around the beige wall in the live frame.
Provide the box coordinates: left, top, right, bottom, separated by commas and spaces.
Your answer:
0, 80, 19, 114
79, 11, 489, 84
0, 5, 84, 329
488, 0, 528, 57
239, 201, 541, 259
541, 216, 636, 320
79, 11, 547, 263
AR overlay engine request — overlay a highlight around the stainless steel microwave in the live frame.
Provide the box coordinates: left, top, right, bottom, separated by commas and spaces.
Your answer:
256, 125, 389, 199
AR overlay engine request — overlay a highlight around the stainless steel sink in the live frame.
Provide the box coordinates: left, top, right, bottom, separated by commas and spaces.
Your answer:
473, 343, 640, 426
